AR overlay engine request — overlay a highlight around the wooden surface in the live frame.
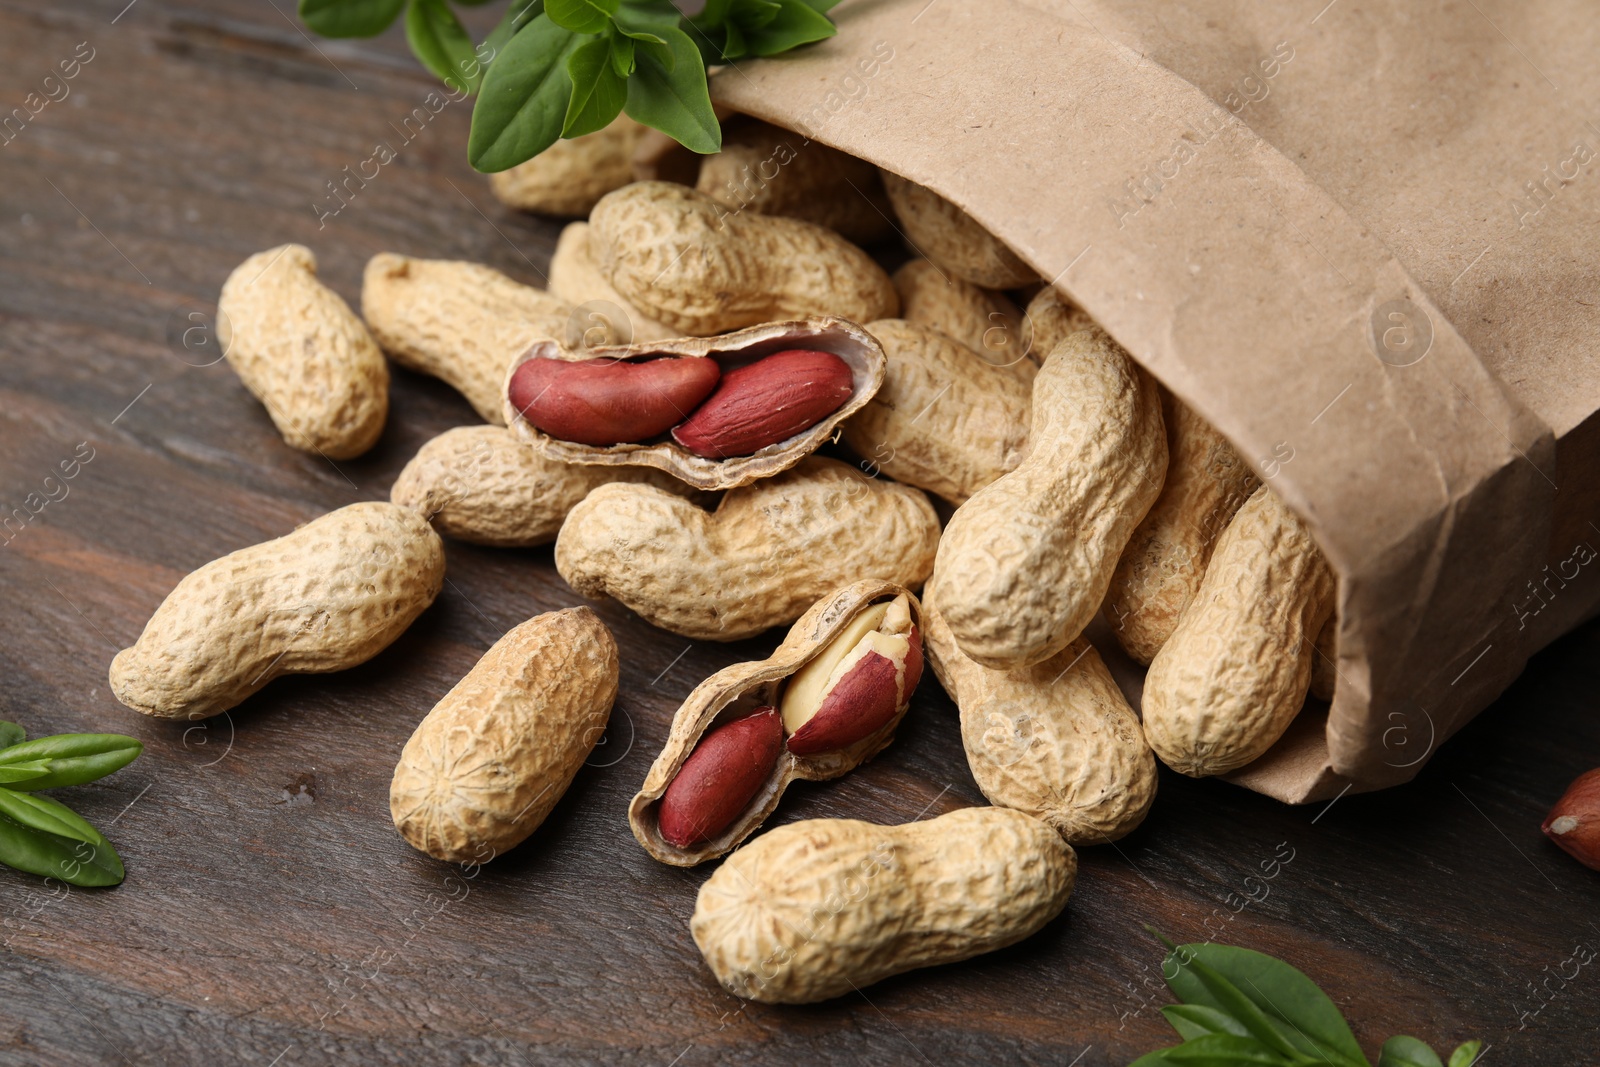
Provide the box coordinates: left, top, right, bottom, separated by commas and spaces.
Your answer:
1, 3, 1598, 1064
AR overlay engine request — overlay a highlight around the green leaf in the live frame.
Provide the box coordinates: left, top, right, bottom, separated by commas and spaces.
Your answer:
1163, 1004, 1253, 1042
564, 37, 628, 137
614, 0, 679, 34
546, 0, 617, 34
0, 810, 123, 887
608, 30, 636, 77
719, 20, 748, 61
1162, 941, 1370, 1067
469, 14, 582, 172
1377, 1036, 1443, 1067
1163, 1034, 1298, 1066
744, 0, 835, 57
405, 0, 484, 92
299, 0, 406, 37
481, 0, 545, 66
0, 760, 53, 786
731, 0, 782, 29
623, 26, 720, 154
0, 788, 102, 844
0, 734, 142, 791
1447, 1041, 1483, 1067
0, 721, 24, 749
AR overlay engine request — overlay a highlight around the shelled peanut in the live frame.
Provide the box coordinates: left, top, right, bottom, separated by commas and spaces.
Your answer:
841, 319, 1031, 505
1143, 484, 1337, 776
391, 608, 618, 863
630, 582, 922, 864
879, 172, 1037, 288
928, 326, 1168, 669
110, 502, 445, 720
1543, 769, 1600, 871
692, 807, 1075, 1003
216, 244, 388, 459
555, 456, 940, 641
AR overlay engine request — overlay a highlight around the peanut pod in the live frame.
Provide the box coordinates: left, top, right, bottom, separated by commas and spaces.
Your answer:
216, 244, 388, 459
588, 181, 898, 336
922, 594, 1157, 843
842, 319, 1031, 505
1105, 394, 1259, 664
929, 326, 1168, 669
892, 258, 1028, 375
556, 456, 940, 641
879, 172, 1037, 288
630, 581, 922, 865
361, 253, 574, 424
1143, 484, 1337, 776
1020, 286, 1096, 367
486, 114, 647, 217
692, 807, 1075, 1004
110, 502, 445, 720
548, 222, 676, 343
505, 318, 887, 491
390, 607, 618, 864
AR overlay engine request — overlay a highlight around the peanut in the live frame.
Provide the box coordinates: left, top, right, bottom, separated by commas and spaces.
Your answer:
892, 258, 1027, 373
879, 172, 1036, 288
110, 502, 445, 720
696, 118, 894, 244
361, 253, 573, 424
506, 318, 887, 491
548, 222, 676, 343
692, 807, 1075, 1003
587, 181, 898, 336
216, 244, 388, 459
1104, 394, 1259, 664
671, 349, 854, 459
486, 114, 647, 216
922, 595, 1157, 843
390, 425, 689, 547
1543, 768, 1600, 872
556, 457, 939, 641
509, 355, 722, 447
1020, 286, 1096, 366
928, 327, 1168, 669
1143, 484, 1337, 776
390, 608, 618, 863
842, 319, 1031, 505
631, 581, 923, 864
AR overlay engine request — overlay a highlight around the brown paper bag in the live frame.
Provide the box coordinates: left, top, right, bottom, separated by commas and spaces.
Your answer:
709, 0, 1600, 801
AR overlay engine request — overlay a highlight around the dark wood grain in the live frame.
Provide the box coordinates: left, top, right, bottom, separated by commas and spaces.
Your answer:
1, 3, 1597, 1064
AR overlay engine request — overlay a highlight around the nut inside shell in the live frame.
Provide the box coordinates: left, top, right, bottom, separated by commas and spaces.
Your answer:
502, 317, 886, 491
628, 579, 923, 866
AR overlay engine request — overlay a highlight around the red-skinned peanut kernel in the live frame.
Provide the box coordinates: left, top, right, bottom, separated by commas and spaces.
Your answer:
672, 349, 853, 458
785, 651, 901, 757
509, 356, 720, 447
1543, 767, 1600, 872
658, 707, 783, 849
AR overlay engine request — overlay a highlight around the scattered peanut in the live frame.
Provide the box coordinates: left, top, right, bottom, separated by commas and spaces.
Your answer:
555, 456, 939, 641
1105, 394, 1259, 664
692, 807, 1075, 1003
216, 244, 388, 459
842, 319, 1031, 505
922, 595, 1157, 843
587, 181, 898, 336
1143, 484, 1337, 776
487, 114, 647, 217
928, 327, 1168, 669
1543, 768, 1600, 872
631, 581, 923, 864
361, 253, 573, 424
110, 502, 445, 720
547, 222, 676, 343
879, 172, 1036, 288
892, 258, 1027, 373
390, 608, 618, 863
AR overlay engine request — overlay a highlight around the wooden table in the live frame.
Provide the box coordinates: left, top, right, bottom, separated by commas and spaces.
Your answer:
2, 3, 1597, 1063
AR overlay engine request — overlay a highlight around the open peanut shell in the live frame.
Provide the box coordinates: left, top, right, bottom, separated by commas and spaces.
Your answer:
629, 579, 922, 866
500, 317, 886, 491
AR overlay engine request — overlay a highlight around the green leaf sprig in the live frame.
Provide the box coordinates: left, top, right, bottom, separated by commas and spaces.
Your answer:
0, 721, 142, 888
1131, 931, 1482, 1067
297, 0, 841, 172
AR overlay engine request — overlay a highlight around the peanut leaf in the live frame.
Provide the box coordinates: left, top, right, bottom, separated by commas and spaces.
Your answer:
0, 810, 123, 887
0, 760, 53, 786
0, 733, 142, 791
623, 26, 720, 154
1377, 1037, 1444, 1067
0, 721, 24, 749
299, 0, 405, 38
405, 0, 483, 93
546, 0, 617, 34
0, 788, 101, 844
564, 36, 628, 137
469, 13, 582, 172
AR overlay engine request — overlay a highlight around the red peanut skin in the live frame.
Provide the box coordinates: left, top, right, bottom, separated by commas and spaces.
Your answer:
672, 349, 853, 458
1543, 767, 1600, 871
785, 626, 923, 757
509, 356, 720, 447
658, 707, 784, 849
